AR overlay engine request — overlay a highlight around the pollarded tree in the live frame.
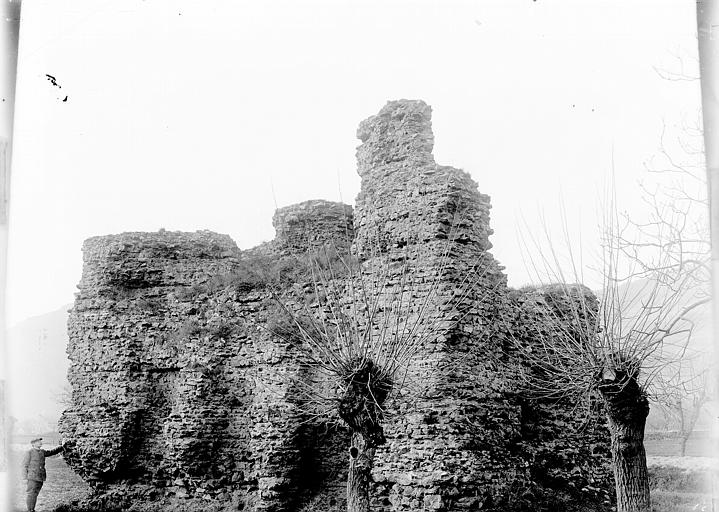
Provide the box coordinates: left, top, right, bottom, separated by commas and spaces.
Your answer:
508, 193, 709, 512
267, 214, 492, 512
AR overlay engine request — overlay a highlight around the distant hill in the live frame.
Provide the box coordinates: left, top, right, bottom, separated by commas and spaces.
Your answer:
7, 304, 72, 434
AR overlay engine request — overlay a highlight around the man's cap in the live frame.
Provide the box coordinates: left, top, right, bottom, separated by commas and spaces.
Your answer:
30, 437, 42, 443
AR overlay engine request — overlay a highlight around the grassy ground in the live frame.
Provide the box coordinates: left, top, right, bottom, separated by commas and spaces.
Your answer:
651, 489, 713, 512
646, 433, 716, 512
6, 434, 716, 511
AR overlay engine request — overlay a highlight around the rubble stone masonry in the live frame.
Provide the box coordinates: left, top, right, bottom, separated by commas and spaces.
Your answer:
59, 100, 612, 511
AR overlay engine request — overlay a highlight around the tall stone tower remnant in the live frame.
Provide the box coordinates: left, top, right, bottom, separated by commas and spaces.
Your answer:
352, 100, 519, 510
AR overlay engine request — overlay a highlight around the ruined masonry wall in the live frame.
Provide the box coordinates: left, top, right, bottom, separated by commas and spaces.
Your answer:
353, 100, 519, 510
59, 230, 332, 512
272, 200, 354, 254
61, 100, 612, 512
351, 100, 611, 510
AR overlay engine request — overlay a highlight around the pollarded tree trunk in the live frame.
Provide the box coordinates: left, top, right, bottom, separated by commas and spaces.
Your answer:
338, 359, 389, 512
347, 432, 375, 512
606, 411, 651, 512
600, 371, 651, 512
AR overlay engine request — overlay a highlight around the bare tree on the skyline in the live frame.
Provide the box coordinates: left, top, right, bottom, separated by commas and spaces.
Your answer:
618, 120, 713, 455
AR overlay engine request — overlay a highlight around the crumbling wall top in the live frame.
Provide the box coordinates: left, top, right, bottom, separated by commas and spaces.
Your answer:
356, 99, 435, 177
272, 199, 354, 254
77, 230, 240, 292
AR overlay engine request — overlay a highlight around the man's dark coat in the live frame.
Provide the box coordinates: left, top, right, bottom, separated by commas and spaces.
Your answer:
22, 446, 63, 482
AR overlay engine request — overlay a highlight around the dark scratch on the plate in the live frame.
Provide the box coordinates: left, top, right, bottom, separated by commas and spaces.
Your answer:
46, 74, 61, 88
46, 74, 69, 102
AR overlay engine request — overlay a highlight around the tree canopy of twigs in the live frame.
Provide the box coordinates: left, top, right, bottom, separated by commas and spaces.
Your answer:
619, 119, 709, 301
513, 177, 709, 404
508, 177, 709, 512
267, 217, 491, 443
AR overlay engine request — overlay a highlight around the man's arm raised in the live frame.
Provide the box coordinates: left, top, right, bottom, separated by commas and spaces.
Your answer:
43, 444, 64, 457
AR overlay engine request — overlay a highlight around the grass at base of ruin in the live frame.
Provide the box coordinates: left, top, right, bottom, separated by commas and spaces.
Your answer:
648, 457, 716, 512
8, 444, 716, 511
651, 489, 712, 512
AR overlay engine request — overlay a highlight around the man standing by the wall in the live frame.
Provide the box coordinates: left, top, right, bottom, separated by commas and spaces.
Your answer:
21, 437, 64, 512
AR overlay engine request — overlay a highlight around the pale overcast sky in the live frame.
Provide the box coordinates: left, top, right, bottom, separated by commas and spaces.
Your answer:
6, 0, 702, 326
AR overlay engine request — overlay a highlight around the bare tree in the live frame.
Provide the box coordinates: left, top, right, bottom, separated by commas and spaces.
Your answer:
267, 215, 489, 512
508, 189, 709, 512
653, 18, 719, 459
618, 119, 709, 298
654, 362, 712, 456
617, 121, 713, 456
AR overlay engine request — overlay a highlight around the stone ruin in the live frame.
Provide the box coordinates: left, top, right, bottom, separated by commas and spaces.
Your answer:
59, 100, 613, 511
